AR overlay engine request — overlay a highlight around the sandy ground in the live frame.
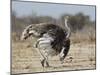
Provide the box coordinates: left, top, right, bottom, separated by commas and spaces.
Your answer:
11, 40, 96, 74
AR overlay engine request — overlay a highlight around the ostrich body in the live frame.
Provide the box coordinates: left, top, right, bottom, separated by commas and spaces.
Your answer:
21, 17, 71, 67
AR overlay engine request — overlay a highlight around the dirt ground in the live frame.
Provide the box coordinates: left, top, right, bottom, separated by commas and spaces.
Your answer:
11, 39, 96, 74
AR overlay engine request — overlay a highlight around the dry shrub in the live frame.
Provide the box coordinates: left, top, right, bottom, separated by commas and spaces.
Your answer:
12, 32, 20, 42
70, 25, 95, 44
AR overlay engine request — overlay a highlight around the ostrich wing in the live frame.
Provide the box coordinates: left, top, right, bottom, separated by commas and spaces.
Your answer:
28, 23, 63, 38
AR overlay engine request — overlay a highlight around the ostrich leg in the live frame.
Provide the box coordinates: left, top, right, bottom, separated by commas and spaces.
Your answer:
45, 56, 50, 67
41, 55, 49, 67
34, 47, 46, 67
41, 59, 45, 67
59, 47, 65, 64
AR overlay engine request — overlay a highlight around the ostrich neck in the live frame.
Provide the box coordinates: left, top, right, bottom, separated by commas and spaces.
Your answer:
64, 18, 71, 39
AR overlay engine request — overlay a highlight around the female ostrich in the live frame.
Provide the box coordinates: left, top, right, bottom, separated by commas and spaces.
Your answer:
21, 16, 71, 67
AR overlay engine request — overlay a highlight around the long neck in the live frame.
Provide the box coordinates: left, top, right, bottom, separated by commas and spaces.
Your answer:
64, 18, 71, 39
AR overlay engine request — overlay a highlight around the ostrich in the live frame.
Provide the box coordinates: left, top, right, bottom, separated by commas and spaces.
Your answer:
21, 16, 71, 67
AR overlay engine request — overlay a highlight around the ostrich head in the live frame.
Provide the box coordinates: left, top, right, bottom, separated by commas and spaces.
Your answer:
20, 24, 40, 40
64, 16, 71, 39
21, 25, 32, 40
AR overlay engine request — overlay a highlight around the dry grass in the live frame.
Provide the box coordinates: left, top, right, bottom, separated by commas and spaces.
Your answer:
11, 31, 96, 74
70, 27, 95, 44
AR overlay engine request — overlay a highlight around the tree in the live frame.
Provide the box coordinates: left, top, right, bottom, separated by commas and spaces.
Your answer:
60, 13, 92, 32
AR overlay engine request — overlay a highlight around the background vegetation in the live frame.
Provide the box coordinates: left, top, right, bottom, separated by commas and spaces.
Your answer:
11, 11, 96, 43
11, 10, 96, 74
